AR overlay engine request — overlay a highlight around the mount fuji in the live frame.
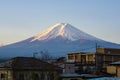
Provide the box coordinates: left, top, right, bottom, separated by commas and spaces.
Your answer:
0, 23, 120, 58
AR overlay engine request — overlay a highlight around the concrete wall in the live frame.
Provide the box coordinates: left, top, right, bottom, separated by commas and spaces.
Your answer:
62, 77, 83, 80
64, 63, 75, 73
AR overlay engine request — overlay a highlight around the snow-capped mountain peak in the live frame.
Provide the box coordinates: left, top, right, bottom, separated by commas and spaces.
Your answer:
31, 23, 100, 42
0, 23, 120, 58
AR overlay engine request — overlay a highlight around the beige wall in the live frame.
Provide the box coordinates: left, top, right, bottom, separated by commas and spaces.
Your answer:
97, 48, 105, 54
67, 53, 95, 63
107, 66, 116, 74
117, 67, 120, 77
0, 69, 13, 80
88, 54, 95, 62
97, 48, 120, 54
107, 66, 120, 78
75, 53, 81, 62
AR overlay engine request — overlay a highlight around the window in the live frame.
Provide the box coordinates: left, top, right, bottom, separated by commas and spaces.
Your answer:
40, 72, 45, 80
1, 73, 7, 79
71, 79, 78, 80
19, 74, 24, 80
32, 73, 39, 80
50, 73, 54, 80
68, 55, 74, 60
47, 73, 50, 80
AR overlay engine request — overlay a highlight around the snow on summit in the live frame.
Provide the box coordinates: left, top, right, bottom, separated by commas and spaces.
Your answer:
32, 23, 100, 41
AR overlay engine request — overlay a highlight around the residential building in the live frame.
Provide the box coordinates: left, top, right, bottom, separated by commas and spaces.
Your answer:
66, 48, 120, 75
96, 48, 120, 72
0, 57, 62, 80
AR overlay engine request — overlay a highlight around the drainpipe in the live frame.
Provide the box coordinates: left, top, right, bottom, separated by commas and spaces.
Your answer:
116, 66, 118, 77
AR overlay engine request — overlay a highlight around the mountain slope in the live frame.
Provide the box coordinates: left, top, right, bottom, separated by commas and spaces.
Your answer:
0, 23, 120, 58
0, 43, 4, 47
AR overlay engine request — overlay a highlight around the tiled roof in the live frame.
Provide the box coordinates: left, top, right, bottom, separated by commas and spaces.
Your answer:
0, 57, 61, 70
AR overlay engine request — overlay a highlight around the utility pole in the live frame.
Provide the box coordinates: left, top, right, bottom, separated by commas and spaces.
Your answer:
96, 43, 98, 52
95, 43, 98, 74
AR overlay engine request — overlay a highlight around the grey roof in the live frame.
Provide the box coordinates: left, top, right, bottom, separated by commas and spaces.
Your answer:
110, 61, 120, 65
80, 74, 98, 77
61, 73, 82, 78
61, 73, 98, 78
88, 77, 120, 80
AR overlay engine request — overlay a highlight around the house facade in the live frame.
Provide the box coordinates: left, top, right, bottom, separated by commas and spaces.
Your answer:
0, 57, 62, 80
66, 52, 95, 74
96, 48, 120, 72
67, 52, 95, 64
66, 48, 120, 75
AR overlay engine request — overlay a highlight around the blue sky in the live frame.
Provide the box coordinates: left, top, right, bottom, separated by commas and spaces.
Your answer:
0, 0, 120, 44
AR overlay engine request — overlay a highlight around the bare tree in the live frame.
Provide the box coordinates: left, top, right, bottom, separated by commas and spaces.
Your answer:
40, 50, 53, 62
